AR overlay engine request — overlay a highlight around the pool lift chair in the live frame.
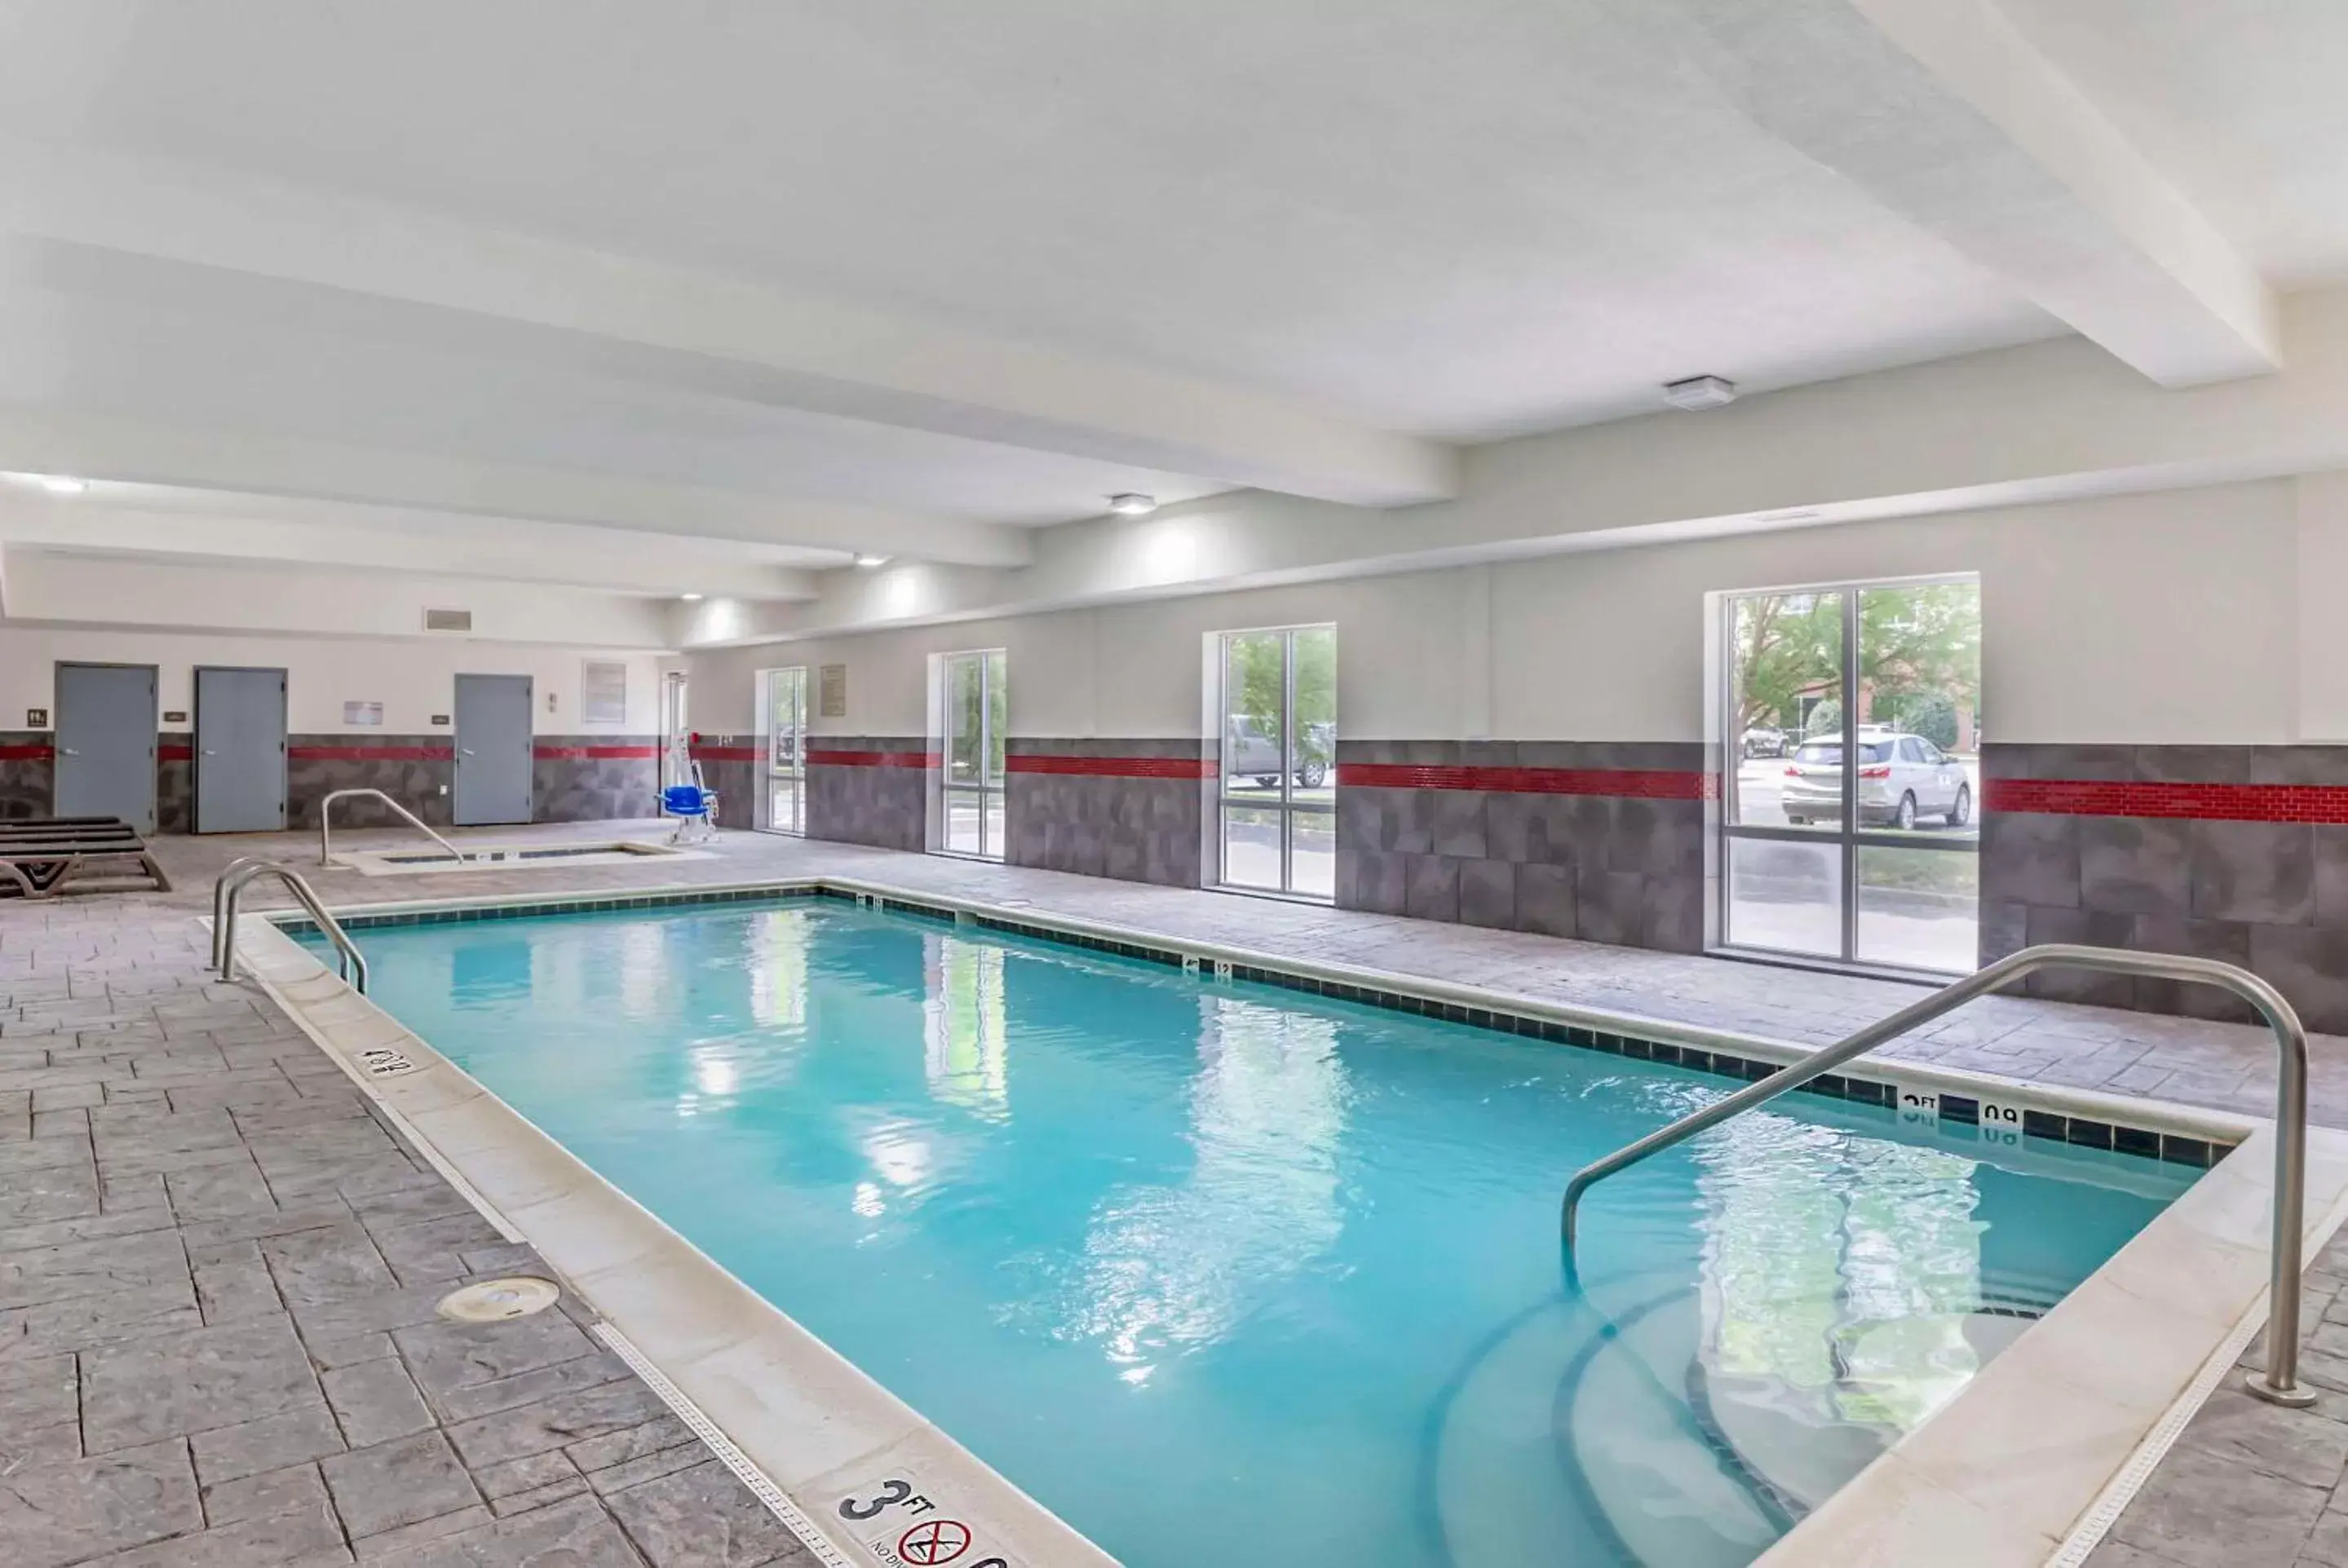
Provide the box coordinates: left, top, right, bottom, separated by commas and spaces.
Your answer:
663, 756, 719, 846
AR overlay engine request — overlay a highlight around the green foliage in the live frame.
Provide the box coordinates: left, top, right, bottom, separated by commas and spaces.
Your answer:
1228, 629, 1335, 762
1886, 688, 1958, 749
1733, 584, 1979, 745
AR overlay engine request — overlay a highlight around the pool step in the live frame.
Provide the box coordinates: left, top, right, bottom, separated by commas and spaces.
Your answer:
1430, 1284, 1779, 1568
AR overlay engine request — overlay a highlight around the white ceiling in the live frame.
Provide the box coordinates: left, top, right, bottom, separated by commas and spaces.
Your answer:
0, 0, 2332, 617
1999, 0, 2348, 290
0, 0, 2063, 439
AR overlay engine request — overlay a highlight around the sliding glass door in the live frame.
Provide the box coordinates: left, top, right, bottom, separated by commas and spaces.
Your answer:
1218, 625, 1336, 899
759, 666, 807, 834
1720, 577, 1980, 974
941, 649, 1006, 859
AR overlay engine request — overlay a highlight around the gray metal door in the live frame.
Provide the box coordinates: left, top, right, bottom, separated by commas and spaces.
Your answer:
193, 667, 287, 833
453, 674, 534, 826
54, 663, 157, 833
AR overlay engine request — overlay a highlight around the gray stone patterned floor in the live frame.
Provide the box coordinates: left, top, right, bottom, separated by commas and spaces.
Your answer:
2089, 1230, 2348, 1567
0, 853, 814, 1566
8, 819, 2348, 1565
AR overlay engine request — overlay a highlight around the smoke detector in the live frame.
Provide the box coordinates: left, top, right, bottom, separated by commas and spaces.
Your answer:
1663, 375, 1738, 412
1107, 492, 1158, 517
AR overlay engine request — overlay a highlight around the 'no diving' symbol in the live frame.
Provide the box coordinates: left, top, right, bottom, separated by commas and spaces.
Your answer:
899, 1519, 972, 1566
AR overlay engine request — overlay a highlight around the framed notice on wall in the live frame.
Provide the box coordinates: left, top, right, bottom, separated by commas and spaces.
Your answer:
818, 663, 847, 718
343, 700, 384, 727
581, 660, 628, 726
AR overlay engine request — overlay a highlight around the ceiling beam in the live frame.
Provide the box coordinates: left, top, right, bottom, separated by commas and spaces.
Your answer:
0, 495, 826, 601
0, 137, 1460, 508
1649, 0, 2279, 386
0, 402, 1033, 568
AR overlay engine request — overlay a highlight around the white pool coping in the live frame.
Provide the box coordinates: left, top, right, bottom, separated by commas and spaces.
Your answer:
221, 876, 2348, 1568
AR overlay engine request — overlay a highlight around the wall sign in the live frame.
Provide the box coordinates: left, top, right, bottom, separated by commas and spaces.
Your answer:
430, 713, 452, 727
162, 710, 188, 724
343, 700, 385, 727
25, 708, 46, 727
819, 663, 848, 718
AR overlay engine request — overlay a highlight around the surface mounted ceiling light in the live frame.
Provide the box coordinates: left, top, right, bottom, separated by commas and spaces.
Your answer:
35, 475, 87, 495
853, 554, 889, 568
679, 593, 705, 602
1661, 376, 1738, 412
1108, 492, 1158, 516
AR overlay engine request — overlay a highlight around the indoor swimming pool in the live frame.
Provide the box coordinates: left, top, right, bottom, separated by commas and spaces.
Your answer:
308, 894, 2203, 1568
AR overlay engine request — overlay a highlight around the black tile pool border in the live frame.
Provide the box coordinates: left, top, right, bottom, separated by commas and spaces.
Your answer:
272, 881, 2230, 1171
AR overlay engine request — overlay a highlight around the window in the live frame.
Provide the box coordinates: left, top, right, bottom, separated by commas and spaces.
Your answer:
758, 666, 807, 834
1720, 578, 1979, 974
940, 649, 1006, 859
581, 660, 628, 726
1217, 625, 1336, 899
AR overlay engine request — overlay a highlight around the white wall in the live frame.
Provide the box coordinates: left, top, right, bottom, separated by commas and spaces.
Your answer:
681, 479, 2312, 748
0, 626, 664, 735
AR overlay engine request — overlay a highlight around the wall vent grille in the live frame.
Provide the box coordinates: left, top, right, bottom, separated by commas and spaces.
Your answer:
424, 607, 473, 633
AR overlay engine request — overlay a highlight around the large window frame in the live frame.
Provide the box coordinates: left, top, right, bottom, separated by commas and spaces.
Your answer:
758, 666, 807, 835
938, 649, 1007, 861
1214, 625, 1336, 902
1716, 575, 1979, 977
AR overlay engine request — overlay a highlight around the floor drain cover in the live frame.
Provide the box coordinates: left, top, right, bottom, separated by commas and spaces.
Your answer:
436, 1276, 561, 1323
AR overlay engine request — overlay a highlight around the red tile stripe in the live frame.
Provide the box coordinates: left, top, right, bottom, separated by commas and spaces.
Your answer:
0, 743, 52, 761
688, 745, 760, 763
807, 749, 940, 769
1984, 777, 2348, 824
533, 744, 660, 760
1338, 762, 1715, 801
1006, 754, 1218, 780
157, 743, 192, 762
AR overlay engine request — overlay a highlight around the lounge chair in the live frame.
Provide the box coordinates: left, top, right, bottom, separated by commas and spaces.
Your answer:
0, 825, 171, 899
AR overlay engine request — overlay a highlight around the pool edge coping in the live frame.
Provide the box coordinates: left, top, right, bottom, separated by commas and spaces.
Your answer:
226, 873, 2348, 1568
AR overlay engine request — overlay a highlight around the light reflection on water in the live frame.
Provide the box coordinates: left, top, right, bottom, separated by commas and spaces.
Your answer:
330, 900, 2195, 1568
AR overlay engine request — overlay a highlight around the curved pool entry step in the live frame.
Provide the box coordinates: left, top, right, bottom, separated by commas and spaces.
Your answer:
1432, 1279, 2054, 1567
1430, 1283, 1780, 1568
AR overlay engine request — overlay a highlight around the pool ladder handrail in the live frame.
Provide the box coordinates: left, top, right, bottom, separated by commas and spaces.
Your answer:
1560, 943, 2316, 1409
212, 856, 369, 995
318, 788, 470, 869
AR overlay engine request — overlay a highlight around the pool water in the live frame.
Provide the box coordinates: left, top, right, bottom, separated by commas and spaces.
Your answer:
314, 899, 2197, 1568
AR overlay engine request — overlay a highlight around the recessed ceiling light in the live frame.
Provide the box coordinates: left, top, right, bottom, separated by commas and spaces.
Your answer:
853, 554, 889, 568
679, 593, 705, 602
1662, 375, 1738, 412
35, 475, 87, 495
1108, 492, 1157, 517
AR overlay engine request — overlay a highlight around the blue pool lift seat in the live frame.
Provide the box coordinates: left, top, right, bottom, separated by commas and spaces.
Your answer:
662, 763, 719, 845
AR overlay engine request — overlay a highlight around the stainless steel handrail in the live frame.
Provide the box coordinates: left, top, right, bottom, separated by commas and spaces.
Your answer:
1560, 943, 2315, 1407
212, 856, 369, 995
318, 788, 469, 869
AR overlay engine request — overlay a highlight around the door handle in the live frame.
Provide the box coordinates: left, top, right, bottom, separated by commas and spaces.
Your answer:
57, 747, 78, 757
201, 749, 219, 757
459, 749, 475, 757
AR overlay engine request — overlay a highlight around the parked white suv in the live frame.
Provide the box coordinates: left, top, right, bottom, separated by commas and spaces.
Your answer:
1780, 731, 1971, 829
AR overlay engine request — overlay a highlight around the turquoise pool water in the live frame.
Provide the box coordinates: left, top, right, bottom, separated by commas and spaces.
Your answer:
312, 899, 2197, 1567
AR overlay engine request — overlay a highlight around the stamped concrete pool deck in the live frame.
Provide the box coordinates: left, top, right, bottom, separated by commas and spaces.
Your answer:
6, 819, 2348, 1566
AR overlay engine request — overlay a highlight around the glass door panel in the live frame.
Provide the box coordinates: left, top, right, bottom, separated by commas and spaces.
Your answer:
940, 650, 1006, 860
1218, 626, 1336, 899
1719, 579, 1979, 974
761, 667, 807, 834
